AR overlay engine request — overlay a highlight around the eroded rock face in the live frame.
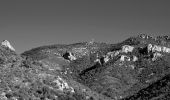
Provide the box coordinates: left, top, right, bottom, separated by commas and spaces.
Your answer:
1, 34, 170, 100
148, 43, 170, 53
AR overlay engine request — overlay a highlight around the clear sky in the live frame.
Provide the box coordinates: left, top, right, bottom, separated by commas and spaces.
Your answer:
0, 0, 170, 53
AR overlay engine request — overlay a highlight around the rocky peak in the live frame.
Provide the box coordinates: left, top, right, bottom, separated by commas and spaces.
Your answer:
1, 40, 15, 51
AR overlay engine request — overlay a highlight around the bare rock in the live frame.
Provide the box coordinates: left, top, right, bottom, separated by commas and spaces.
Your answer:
1, 40, 15, 51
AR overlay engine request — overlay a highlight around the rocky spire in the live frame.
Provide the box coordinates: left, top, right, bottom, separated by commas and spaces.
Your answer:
1, 40, 15, 51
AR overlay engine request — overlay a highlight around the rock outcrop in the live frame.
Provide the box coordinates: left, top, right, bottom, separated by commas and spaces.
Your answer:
1, 40, 15, 51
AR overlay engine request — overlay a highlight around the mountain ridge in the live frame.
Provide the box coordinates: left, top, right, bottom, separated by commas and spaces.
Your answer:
0, 34, 170, 100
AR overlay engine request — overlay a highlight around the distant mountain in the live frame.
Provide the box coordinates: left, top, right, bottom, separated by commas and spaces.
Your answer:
0, 34, 170, 100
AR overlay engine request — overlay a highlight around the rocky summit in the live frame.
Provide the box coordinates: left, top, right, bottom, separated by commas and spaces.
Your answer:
1, 40, 15, 51
0, 34, 170, 100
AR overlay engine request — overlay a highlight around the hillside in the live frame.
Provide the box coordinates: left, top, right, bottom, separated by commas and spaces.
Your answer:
0, 34, 170, 100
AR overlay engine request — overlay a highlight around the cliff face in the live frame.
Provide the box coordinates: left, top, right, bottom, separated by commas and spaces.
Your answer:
0, 34, 170, 100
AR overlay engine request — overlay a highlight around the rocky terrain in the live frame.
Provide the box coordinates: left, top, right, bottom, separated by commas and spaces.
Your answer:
0, 34, 170, 100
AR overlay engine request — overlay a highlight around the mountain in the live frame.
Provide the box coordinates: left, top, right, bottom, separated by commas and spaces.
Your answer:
0, 34, 170, 100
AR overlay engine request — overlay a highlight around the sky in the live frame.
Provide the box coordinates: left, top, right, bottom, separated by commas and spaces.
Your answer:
0, 0, 170, 53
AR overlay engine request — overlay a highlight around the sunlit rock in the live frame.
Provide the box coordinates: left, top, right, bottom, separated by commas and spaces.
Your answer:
68, 52, 77, 61
103, 51, 120, 63
63, 52, 77, 61
132, 55, 138, 62
148, 44, 153, 52
120, 55, 130, 61
162, 46, 170, 53
122, 45, 134, 53
95, 58, 101, 64
53, 76, 74, 93
1, 40, 15, 51
148, 44, 170, 54
104, 56, 109, 63
152, 45, 162, 52
152, 52, 162, 61
114, 51, 120, 56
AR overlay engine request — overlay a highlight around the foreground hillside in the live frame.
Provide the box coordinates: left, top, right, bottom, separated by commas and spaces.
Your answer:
0, 34, 170, 100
